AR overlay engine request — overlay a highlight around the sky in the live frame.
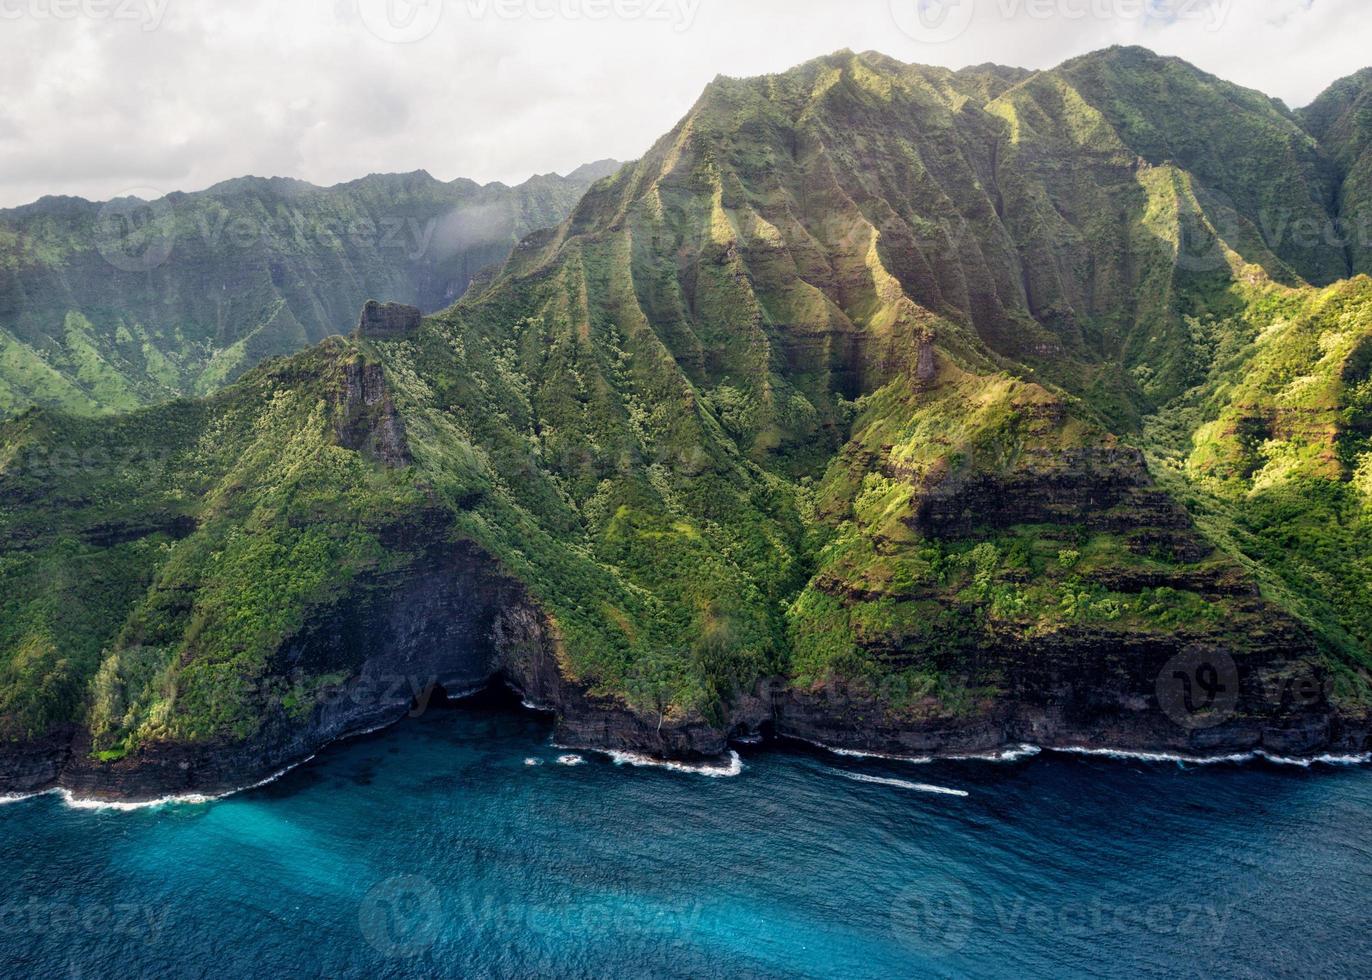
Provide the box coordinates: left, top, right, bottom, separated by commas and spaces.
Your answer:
0, 0, 1363, 207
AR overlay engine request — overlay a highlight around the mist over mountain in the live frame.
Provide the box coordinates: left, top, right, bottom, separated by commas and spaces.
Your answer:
0, 163, 620, 417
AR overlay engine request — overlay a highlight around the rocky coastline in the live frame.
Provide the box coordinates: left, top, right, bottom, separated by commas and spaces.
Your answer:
3, 569, 1368, 804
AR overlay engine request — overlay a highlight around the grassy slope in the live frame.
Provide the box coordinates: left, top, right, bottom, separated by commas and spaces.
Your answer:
1147, 277, 1372, 679
2, 49, 1372, 755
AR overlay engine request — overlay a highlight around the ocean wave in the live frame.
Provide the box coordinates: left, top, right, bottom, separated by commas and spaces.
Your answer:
0, 790, 52, 807
53, 753, 324, 812
0, 717, 410, 814
801, 735, 1369, 770
1254, 750, 1372, 767
792, 736, 1041, 765
788, 736, 932, 764
557, 754, 586, 766
1050, 746, 1372, 768
1052, 746, 1254, 766
825, 768, 969, 797
606, 749, 744, 778
944, 744, 1042, 763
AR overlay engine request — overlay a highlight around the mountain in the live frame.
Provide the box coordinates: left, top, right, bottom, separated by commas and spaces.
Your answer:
1302, 68, 1372, 275
0, 163, 619, 417
2, 48, 1371, 800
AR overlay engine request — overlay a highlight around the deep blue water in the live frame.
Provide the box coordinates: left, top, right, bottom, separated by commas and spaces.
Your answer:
1, 696, 1369, 979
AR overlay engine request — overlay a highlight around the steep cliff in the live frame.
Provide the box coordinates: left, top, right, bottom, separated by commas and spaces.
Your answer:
2, 49, 1371, 800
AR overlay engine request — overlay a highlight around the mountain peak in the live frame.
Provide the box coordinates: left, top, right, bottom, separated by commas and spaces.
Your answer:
564, 159, 624, 183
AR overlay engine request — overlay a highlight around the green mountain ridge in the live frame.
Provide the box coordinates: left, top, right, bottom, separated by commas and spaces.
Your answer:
3, 48, 1371, 793
0, 162, 620, 417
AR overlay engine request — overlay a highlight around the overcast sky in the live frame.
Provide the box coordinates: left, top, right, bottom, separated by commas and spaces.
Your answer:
0, 0, 1361, 207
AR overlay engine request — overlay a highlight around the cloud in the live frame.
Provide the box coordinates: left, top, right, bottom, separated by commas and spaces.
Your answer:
0, 0, 1360, 207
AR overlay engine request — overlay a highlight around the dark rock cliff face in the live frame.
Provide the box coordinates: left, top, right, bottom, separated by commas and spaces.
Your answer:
35, 525, 535, 801
333, 358, 411, 467
354, 300, 422, 340
0, 519, 733, 801
498, 606, 731, 761
2, 447, 1367, 801
2, 522, 1366, 802
912, 444, 1211, 563
759, 622, 1367, 761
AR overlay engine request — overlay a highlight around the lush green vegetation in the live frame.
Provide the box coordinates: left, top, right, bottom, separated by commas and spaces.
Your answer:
3, 48, 1372, 756
0, 165, 618, 418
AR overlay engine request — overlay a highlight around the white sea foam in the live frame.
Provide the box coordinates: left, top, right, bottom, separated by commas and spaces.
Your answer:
52, 754, 323, 812
1255, 750, 1372, 768
1049, 746, 1372, 768
607, 749, 744, 778
56, 788, 218, 812
442, 686, 488, 702
4, 717, 411, 813
789, 736, 933, 764
797, 734, 1371, 770
1051, 746, 1252, 765
557, 754, 586, 766
945, 744, 1042, 763
831, 746, 934, 763
0, 790, 51, 806
523, 757, 542, 767
826, 768, 969, 797
793, 736, 1042, 765
505, 681, 553, 714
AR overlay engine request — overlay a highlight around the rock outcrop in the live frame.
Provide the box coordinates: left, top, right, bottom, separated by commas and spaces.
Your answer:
353, 301, 422, 340
332, 357, 411, 467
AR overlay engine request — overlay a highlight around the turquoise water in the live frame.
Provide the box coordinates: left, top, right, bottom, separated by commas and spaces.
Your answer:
1, 693, 1369, 978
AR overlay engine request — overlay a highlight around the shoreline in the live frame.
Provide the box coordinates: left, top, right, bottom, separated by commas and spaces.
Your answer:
787, 733, 1372, 769
4, 693, 1370, 812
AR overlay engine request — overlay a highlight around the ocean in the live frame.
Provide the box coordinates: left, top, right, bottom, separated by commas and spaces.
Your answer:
1, 691, 1369, 978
